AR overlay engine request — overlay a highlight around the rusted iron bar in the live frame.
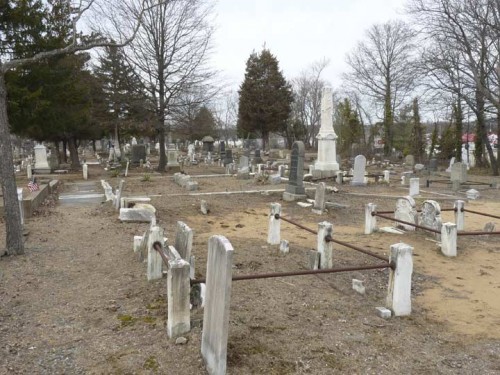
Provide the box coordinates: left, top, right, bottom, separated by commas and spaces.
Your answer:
373, 212, 441, 234
441, 208, 456, 212
463, 209, 500, 220
325, 235, 389, 262
153, 241, 170, 265
278, 215, 318, 235
377, 208, 455, 215
190, 263, 392, 285
457, 231, 500, 236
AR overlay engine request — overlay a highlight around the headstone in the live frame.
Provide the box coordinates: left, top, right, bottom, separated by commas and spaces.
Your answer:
394, 196, 418, 231
253, 149, 263, 164
188, 144, 195, 162
405, 155, 415, 167
167, 147, 180, 171
312, 182, 326, 214
419, 200, 442, 235
238, 155, 249, 170
167, 247, 190, 338
224, 149, 233, 166
219, 141, 226, 164
429, 158, 438, 172
174, 221, 193, 261
351, 155, 367, 186
34, 144, 51, 173
201, 236, 234, 375
445, 157, 456, 173
383, 170, 390, 183
466, 189, 480, 200
451, 162, 467, 183
283, 141, 306, 201
131, 145, 147, 166
119, 204, 156, 222
409, 178, 419, 196
131, 137, 138, 145
83, 163, 88, 180
386, 243, 413, 316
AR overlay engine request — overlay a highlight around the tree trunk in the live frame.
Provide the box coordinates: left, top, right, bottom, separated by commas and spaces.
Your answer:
62, 139, 68, 163
474, 90, 486, 167
383, 84, 393, 155
0, 74, 24, 255
68, 136, 80, 169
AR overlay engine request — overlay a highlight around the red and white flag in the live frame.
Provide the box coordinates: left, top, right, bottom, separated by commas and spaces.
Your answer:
27, 180, 39, 192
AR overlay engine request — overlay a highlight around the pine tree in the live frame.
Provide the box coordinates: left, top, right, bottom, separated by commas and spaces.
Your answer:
336, 98, 363, 156
410, 98, 425, 162
452, 98, 463, 162
237, 49, 293, 150
93, 45, 148, 144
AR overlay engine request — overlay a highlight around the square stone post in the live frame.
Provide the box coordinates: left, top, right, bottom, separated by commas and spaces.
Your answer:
454, 200, 465, 231
115, 179, 124, 210
336, 171, 343, 184
267, 203, 281, 245
365, 203, 377, 234
317, 221, 333, 269
201, 235, 234, 375
83, 163, 88, 180
27, 164, 32, 179
17, 188, 24, 226
387, 243, 413, 316
383, 170, 390, 183
133, 235, 143, 253
147, 226, 165, 281
167, 247, 191, 338
441, 222, 457, 257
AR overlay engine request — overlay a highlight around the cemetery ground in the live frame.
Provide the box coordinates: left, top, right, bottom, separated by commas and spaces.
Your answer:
1, 163, 500, 374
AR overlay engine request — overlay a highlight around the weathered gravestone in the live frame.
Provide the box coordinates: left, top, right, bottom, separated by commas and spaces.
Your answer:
428, 158, 438, 172
219, 141, 226, 162
445, 157, 456, 173
312, 182, 326, 214
419, 200, 442, 237
224, 149, 233, 166
394, 196, 418, 231
167, 146, 181, 172
351, 155, 366, 186
405, 154, 415, 167
451, 162, 467, 183
34, 144, 51, 173
283, 141, 306, 201
131, 145, 147, 166
253, 149, 263, 164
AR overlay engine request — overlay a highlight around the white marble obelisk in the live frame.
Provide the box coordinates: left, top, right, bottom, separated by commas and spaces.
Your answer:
314, 86, 339, 177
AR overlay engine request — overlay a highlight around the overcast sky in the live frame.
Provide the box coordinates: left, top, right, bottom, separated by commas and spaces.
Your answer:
211, 0, 408, 91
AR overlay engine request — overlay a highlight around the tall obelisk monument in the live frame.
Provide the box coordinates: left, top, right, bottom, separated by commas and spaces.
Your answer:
314, 86, 339, 176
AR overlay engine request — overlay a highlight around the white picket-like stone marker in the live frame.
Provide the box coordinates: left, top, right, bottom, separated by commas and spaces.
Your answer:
267, 203, 281, 245
175, 221, 193, 261
167, 246, 191, 338
365, 203, 377, 234
317, 221, 333, 269
441, 222, 457, 257
146, 226, 165, 281
17, 188, 24, 226
115, 179, 125, 210
383, 170, 390, 183
83, 163, 88, 180
386, 243, 413, 316
409, 178, 419, 196
312, 182, 326, 214
201, 235, 234, 375
125, 161, 129, 177
454, 200, 465, 231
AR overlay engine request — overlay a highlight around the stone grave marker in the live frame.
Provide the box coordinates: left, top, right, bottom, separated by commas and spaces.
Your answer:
131, 145, 146, 166
451, 162, 467, 183
445, 157, 456, 172
351, 155, 366, 186
283, 141, 306, 201
419, 200, 442, 236
405, 154, 415, 167
34, 144, 51, 173
394, 196, 418, 231
312, 182, 326, 214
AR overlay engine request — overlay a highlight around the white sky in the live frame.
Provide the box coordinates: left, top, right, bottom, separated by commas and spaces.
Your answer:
211, 0, 408, 91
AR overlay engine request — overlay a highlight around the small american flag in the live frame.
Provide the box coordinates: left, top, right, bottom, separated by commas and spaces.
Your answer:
27, 179, 39, 192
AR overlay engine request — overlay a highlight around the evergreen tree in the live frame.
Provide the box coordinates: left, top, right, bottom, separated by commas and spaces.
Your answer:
93, 45, 149, 145
410, 98, 425, 162
452, 98, 463, 162
335, 98, 363, 156
237, 49, 293, 149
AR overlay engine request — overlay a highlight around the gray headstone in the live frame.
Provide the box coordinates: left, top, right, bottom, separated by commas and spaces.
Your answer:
224, 149, 233, 166
419, 200, 442, 235
313, 182, 326, 212
429, 158, 438, 172
239, 155, 249, 169
405, 154, 415, 167
451, 162, 467, 183
285, 141, 306, 195
131, 145, 147, 165
174, 221, 193, 261
351, 155, 366, 186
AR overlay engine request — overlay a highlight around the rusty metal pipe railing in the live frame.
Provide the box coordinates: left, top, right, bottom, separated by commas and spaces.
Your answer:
463, 209, 500, 220
277, 214, 388, 262
457, 231, 500, 236
372, 212, 441, 234
190, 263, 392, 285
153, 241, 170, 265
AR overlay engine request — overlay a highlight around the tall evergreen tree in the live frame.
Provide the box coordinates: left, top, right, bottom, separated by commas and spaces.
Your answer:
410, 98, 425, 162
93, 45, 149, 146
335, 98, 363, 156
237, 48, 293, 150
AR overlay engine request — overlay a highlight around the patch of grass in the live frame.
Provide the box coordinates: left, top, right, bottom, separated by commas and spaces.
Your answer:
322, 354, 346, 371
143, 355, 159, 371
117, 314, 138, 327
141, 173, 151, 182
141, 316, 156, 324
110, 169, 120, 178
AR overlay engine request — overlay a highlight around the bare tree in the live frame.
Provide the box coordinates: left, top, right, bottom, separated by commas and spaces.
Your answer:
408, 0, 499, 174
120, 0, 216, 171
291, 58, 329, 148
0, 0, 160, 256
343, 20, 419, 154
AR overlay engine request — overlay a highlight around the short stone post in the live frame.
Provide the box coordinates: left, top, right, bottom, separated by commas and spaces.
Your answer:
115, 179, 124, 210
267, 203, 281, 245
175, 221, 193, 261
147, 226, 165, 281
83, 163, 88, 180
133, 235, 143, 253
383, 170, 390, 183
454, 200, 465, 231
317, 221, 333, 269
125, 160, 129, 177
17, 188, 24, 226
441, 222, 457, 257
27, 164, 32, 179
364, 203, 377, 234
201, 235, 234, 375
278, 165, 285, 177
386, 243, 413, 316
279, 240, 289, 254
336, 171, 343, 184
167, 246, 191, 338
409, 178, 419, 196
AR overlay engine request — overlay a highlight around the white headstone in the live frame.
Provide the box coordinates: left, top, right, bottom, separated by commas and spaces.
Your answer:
351, 155, 367, 186
409, 178, 419, 196
419, 200, 442, 235
386, 243, 413, 316
394, 196, 418, 231
314, 86, 339, 173
34, 144, 50, 172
